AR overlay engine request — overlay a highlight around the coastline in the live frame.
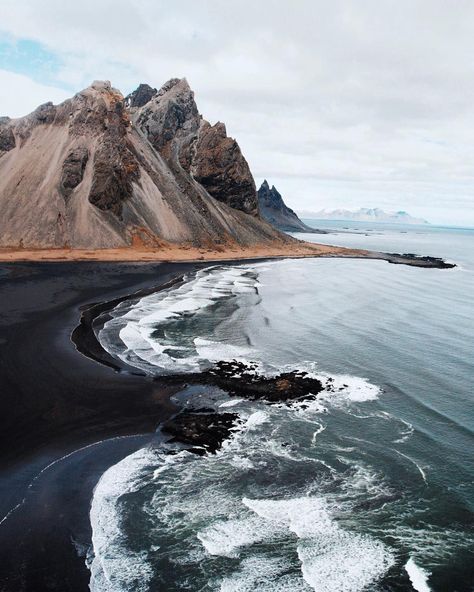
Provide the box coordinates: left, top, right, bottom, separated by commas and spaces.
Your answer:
0, 240, 455, 268
0, 241, 357, 262
0, 249, 456, 590
0, 261, 200, 591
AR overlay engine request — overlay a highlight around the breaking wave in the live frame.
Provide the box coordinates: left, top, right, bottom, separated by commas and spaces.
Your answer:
89, 260, 474, 591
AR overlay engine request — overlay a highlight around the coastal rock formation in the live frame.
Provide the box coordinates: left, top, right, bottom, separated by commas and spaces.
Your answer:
0, 79, 289, 249
257, 180, 318, 232
161, 409, 239, 454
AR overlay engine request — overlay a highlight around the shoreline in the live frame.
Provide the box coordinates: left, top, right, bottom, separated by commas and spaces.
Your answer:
0, 242, 353, 262
0, 241, 456, 268
0, 248, 456, 590
0, 261, 200, 591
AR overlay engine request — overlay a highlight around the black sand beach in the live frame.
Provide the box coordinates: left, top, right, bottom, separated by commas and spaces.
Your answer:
0, 262, 200, 592
0, 254, 459, 592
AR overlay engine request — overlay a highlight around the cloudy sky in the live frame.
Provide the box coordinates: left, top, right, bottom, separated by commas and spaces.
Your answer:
1, 0, 473, 226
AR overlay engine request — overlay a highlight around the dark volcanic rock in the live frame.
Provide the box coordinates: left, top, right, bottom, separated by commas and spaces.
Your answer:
159, 360, 324, 455
136, 78, 200, 160
191, 121, 258, 215
135, 78, 259, 216
200, 360, 324, 402
257, 180, 320, 232
125, 83, 157, 109
60, 146, 89, 198
0, 119, 15, 153
161, 409, 238, 454
385, 252, 456, 269
88, 96, 140, 217
33, 102, 56, 124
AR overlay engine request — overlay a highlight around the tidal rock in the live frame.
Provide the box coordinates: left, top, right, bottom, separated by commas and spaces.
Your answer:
384, 252, 456, 269
200, 360, 324, 402
161, 409, 238, 454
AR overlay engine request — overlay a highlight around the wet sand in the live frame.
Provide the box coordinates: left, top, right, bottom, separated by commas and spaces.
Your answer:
0, 262, 200, 592
0, 252, 455, 591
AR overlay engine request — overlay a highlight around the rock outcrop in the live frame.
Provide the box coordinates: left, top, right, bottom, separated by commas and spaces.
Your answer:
257, 180, 318, 233
133, 78, 258, 215
0, 79, 289, 249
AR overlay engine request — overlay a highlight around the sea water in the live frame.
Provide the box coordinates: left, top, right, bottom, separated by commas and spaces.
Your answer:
89, 222, 474, 591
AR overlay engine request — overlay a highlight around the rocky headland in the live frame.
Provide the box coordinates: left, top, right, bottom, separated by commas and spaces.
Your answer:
257, 180, 320, 233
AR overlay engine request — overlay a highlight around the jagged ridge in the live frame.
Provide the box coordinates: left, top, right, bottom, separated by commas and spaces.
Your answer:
0, 79, 292, 249
257, 180, 317, 233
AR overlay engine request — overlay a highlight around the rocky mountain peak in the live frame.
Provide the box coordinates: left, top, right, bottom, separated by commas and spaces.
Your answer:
0, 77, 285, 249
132, 79, 258, 215
257, 181, 315, 233
125, 83, 157, 109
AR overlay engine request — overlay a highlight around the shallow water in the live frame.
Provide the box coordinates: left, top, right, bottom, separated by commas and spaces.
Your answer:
90, 223, 474, 592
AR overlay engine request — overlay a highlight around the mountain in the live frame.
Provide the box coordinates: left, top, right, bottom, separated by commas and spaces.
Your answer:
257, 181, 318, 232
0, 79, 290, 249
298, 208, 429, 225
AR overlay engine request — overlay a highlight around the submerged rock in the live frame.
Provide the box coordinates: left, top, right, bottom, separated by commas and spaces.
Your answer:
384, 252, 456, 269
199, 360, 324, 402
161, 409, 238, 454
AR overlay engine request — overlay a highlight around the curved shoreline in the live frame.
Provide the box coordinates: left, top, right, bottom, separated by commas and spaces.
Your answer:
70, 251, 455, 375
0, 242, 456, 269
0, 261, 200, 591
0, 251, 456, 591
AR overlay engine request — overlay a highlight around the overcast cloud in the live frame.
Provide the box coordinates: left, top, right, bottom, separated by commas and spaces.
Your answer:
1, 0, 473, 225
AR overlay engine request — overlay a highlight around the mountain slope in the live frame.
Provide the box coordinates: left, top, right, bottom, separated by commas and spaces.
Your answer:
257, 181, 317, 232
0, 79, 291, 249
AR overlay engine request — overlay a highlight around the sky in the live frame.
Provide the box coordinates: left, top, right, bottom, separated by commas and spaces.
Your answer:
1, 0, 473, 226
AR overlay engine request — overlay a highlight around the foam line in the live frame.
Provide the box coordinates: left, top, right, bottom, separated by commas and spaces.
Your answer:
405, 557, 432, 592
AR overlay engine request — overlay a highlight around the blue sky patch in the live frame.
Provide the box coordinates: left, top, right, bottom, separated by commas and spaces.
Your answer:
0, 35, 73, 90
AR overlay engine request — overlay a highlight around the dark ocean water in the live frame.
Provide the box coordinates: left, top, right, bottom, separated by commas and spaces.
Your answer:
89, 222, 474, 592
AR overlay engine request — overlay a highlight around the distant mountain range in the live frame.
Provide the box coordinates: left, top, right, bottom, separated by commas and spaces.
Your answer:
298, 208, 429, 225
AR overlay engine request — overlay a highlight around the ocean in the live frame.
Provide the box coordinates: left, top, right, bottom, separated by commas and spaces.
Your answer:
88, 221, 474, 592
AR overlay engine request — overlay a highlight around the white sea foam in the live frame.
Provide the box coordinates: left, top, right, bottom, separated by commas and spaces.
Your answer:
320, 373, 381, 403
218, 556, 310, 592
241, 496, 394, 591
243, 410, 269, 429
393, 449, 428, 485
219, 398, 244, 408
98, 265, 259, 374
405, 557, 432, 592
197, 514, 278, 558
194, 337, 250, 362
88, 448, 157, 592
